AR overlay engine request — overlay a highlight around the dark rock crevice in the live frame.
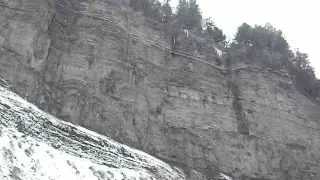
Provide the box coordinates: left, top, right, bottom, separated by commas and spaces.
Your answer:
229, 77, 250, 135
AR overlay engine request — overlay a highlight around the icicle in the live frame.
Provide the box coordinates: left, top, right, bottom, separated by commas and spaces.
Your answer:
213, 46, 223, 58
184, 29, 189, 37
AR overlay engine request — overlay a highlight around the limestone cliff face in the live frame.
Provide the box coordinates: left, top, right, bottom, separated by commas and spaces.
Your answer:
0, 0, 320, 179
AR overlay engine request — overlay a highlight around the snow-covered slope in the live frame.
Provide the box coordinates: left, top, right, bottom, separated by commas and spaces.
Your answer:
0, 85, 233, 180
0, 86, 186, 180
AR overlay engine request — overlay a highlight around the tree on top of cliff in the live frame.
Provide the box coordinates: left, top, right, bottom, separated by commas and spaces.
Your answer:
176, 0, 203, 33
130, 0, 162, 20
129, 0, 226, 45
162, 0, 173, 21
292, 50, 314, 73
234, 23, 319, 99
130, 0, 173, 22
290, 49, 318, 97
235, 23, 289, 54
204, 18, 226, 44
235, 23, 252, 46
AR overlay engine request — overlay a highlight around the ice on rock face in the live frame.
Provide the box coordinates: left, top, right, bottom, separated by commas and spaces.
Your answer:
213, 46, 224, 58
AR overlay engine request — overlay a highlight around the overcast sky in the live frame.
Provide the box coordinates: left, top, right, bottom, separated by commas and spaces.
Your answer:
170, 0, 319, 78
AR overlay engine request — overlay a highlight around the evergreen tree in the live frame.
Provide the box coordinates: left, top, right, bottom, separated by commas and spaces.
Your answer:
235, 23, 252, 45
176, 0, 202, 32
205, 18, 226, 43
130, 0, 164, 21
176, 0, 190, 28
235, 23, 289, 54
188, 0, 202, 32
161, 0, 172, 21
292, 50, 315, 75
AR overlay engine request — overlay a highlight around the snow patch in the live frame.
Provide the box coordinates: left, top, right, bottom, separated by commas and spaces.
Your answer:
0, 128, 153, 180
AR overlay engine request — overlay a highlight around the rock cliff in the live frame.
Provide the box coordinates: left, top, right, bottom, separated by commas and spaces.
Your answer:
0, 0, 320, 179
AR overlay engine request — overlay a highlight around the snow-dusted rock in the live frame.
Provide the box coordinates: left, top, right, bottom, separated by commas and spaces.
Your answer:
0, 87, 187, 180
0, 87, 233, 180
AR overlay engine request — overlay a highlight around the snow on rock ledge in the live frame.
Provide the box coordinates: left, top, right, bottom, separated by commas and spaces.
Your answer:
0, 86, 233, 180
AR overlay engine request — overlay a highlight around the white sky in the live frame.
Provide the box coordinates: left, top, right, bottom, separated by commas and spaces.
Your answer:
170, 0, 320, 78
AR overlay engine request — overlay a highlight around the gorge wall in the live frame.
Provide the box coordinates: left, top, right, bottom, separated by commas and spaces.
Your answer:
0, 0, 320, 179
